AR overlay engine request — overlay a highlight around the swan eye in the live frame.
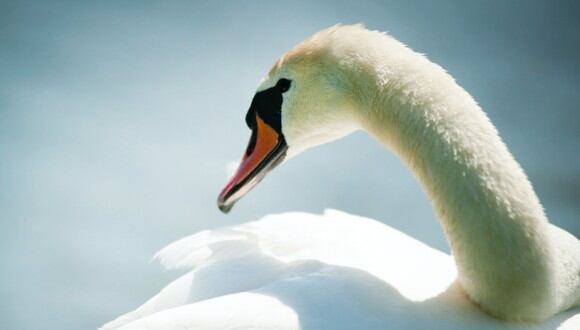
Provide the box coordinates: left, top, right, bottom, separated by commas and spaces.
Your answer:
277, 78, 292, 93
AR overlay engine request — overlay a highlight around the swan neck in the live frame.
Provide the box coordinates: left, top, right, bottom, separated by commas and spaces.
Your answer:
343, 43, 561, 319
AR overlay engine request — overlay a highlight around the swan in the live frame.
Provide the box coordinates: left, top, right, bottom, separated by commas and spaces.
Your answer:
102, 25, 580, 329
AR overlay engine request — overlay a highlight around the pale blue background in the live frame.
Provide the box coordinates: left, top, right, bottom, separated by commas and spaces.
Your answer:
1, 1, 578, 329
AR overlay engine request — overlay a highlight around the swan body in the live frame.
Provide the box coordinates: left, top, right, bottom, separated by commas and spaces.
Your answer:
103, 211, 579, 329
103, 25, 580, 328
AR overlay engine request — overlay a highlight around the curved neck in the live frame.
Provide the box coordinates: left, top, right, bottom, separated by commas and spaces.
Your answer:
337, 36, 557, 319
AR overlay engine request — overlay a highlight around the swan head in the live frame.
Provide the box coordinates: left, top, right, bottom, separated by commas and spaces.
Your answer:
218, 25, 363, 213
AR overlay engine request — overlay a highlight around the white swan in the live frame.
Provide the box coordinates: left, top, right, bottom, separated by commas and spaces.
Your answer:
103, 25, 580, 329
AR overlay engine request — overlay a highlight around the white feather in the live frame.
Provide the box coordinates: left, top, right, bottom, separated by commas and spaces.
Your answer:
103, 211, 578, 329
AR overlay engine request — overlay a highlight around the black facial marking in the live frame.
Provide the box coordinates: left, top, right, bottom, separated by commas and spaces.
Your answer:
245, 105, 256, 129
245, 79, 292, 134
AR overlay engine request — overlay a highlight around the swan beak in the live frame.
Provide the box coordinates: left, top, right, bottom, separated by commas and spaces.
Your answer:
217, 114, 287, 213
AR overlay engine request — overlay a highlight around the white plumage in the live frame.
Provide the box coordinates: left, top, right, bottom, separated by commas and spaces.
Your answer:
103, 211, 578, 329
103, 25, 579, 329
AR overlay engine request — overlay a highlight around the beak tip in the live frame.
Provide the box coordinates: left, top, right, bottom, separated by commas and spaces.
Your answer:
217, 198, 233, 214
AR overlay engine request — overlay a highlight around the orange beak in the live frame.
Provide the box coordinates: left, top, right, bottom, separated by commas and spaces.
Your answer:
217, 114, 287, 213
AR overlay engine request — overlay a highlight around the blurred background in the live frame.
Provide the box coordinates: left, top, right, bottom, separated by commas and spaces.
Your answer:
1, 1, 579, 329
